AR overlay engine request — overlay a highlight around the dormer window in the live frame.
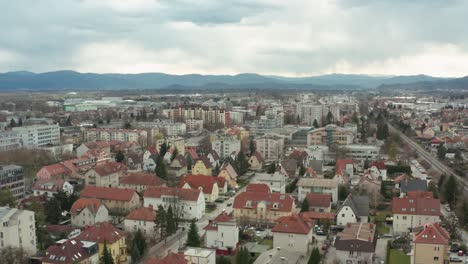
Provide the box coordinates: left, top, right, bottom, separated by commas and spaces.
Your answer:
273, 203, 279, 209
402, 208, 406, 212
245, 200, 252, 207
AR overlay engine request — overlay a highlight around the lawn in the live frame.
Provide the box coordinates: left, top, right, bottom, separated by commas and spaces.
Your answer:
388, 249, 410, 264
259, 239, 273, 248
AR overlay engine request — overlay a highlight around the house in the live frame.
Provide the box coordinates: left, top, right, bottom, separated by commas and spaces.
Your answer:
299, 211, 336, 226
126, 152, 143, 170
77, 222, 127, 263
76, 141, 111, 158
143, 186, 205, 220
70, 198, 109, 227
288, 149, 308, 167
143, 147, 158, 172
392, 191, 440, 234
253, 248, 304, 264
399, 179, 427, 197
370, 161, 387, 180
46, 225, 81, 240
146, 253, 187, 264
206, 150, 221, 168
179, 175, 224, 203
204, 212, 239, 251
80, 186, 141, 213
336, 194, 370, 225
333, 159, 354, 184
298, 178, 338, 203
334, 223, 377, 264
413, 223, 449, 264
32, 179, 74, 197
42, 238, 99, 264
279, 159, 298, 178
305, 193, 332, 212
255, 172, 287, 193
119, 172, 165, 193
36, 163, 72, 180
0, 206, 37, 254
233, 191, 296, 226
248, 151, 264, 171
245, 183, 271, 193
169, 154, 188, 177
217, 162, 238, 189
85, 161, 127, 188
124, 206, 157, 238
192, 156, 213, 175
184, 247, 216, 264
272, 214, 315, 253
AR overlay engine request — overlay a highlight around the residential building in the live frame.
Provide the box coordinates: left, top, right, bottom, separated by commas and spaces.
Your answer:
305, 193, 332, 212
217, 162, 238, 189
70, 198, 109, 228
77, 222, 127, 263
233, 191, 295, 226
119, 172, 165, 193
399, 179, 427, 197
413, 223, 449, 264
255, 135, 285, 162
248, 151, 264, 171
204, 212, 239, 252
345, 144, 380, 164
12, 123, 60, 148
253, 248, 304, 264
370, 161, 387, 180
0, 164, 25, 199
272, 213, 315, 253
143, 186, 205, 220
165, 123, 187, 136
146, 253, 187, 264
212, 137, 241, 159
297, 178, 338, 203
192, 156, 213, 175
80, 186, 141, 213
179, 175, 225, 203
245, 183, 271, 193
297, 103, 323, 126
255, 172, 287, 194
184, 247, 216, 264
185, 119, 204, 131
307, 124, 354, 146
278, 159, 298, 178
85, 161, 126, 188
336, 194, 370, 225
0, 206, 37, 254
0, 131, 20, 151
83, 128, 147, 145
32, 179, 74, 197
392, 192, 440, 234
42, 238, 99, 264
334, 223, 377, 264
169, 154, 188, 177
124, 206, 156, 238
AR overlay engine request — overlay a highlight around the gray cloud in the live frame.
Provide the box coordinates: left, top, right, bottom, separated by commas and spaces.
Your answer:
0, 0, 467, 76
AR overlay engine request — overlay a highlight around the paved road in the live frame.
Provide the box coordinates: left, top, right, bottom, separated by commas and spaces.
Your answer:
388, 123, 468, 192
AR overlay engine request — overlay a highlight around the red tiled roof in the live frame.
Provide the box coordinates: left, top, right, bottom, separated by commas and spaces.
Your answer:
70, 198, 104, 215
76, 222, 124, 244
272, 214, 314, 234
197, 155, 213, 169
147, 147, 159, 155
392, 191, 440, 216
233, 191, 294, 212
299, 211, 336, 220
246, 183, 270, 193
32, 179, 66, 193
215, 177, 226, 188
92, 161, 126, 176
306, 193, 332, 208
204, 211, 234, 231
38, 163, 71, 177
413, 222, 449, 245
80, 186, 137, 202
146, 253, 187, 264
371, 161, 386, 170
144, 186, 201, 202
178, 175, 219, 194
335, 159, 354, 175
46, 225, 78, 235
44, 238, 96, 263
126, 206, 156, 222
120, 172, 165, 186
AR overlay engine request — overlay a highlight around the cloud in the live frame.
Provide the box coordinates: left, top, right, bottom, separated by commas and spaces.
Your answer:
0, 0, 467, 76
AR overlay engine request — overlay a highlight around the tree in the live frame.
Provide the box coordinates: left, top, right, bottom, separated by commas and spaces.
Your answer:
45, 198, 62, 224
123, 122, 131, 129
166, 205, 177, 235
159, 142, 168, 158
249, 139, 256, 155
186, 220, 201, 247
313, 119, 319, 128
437, 145, 447, 160
155, 155, 168, 180
115, 151, 125, 163
299, 164, 306, 176
100, 241, 114, 264
326, 112, 334, 125
235, 246, 252, 264
9, 118, 16, 128
0, 189, 16, 207
351, 112, 359, 125
171, 147, 179, 161
154, 205, 167, 239
266, 162, 276, 174
18, 118, 23, 127
217, 255, 232, 264
301, 198, 309, 212
130, 244, 141, 264
308, 247, 321, 264
213, 163, 221, 176
444, 175, 458, 206
338, 184, 349, 201
186, 155, 193, 171
376, 122, 389, 140
0, 246, 27, 264
131, 229, 146, 264
235, 151, 250, 175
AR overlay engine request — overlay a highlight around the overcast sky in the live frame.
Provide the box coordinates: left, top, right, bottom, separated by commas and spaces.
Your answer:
1, 0, 468, 77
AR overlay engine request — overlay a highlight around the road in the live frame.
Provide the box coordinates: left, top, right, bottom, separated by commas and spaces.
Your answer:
388, 123, 468, 192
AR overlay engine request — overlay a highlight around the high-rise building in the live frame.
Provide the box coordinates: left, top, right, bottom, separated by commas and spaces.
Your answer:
0, 165, 25, 199
0, 206, 37, 254
12, 124, 60, 148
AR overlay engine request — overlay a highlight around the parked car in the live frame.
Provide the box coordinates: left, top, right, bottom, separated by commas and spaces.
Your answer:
215, 198, 224, 203
451, 244, 460, 253
316, 230, 327, 236
450, 256, 463, 263
458, 250, 465, 256
227, 202, 232, 206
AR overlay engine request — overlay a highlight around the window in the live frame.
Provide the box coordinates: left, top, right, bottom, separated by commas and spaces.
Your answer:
434, 257, 439, 261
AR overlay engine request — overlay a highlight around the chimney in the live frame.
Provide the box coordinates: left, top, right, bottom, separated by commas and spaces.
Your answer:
276, 247, 281, 251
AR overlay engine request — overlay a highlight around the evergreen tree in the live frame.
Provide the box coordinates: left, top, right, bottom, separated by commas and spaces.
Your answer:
186, 155, 193, 171
235, 246, 252, 264
437, 145, 447, 160
100, 241, 114, 264
9, 118, 16, 128
130, 244, 141, 264
338, 184, 349, 201
376, 122, 389, 140
154, 205, 167, 239
159, 142, 168, 158
131, 229, 146, 263
351, 112, 359, 125
155, 155, 168, 180
301, 198, 309, 212
45, 198, 62, 224
18, 117, 23, 126
299, 164, 306, 176
313, 119, 319, 128
249, 139, 256, 155
236, 151, 250, 175
326, 112, 334, 125
307, 247, 321, 264
186, 220, 201, 247
213, 163, 221, 176
115, 151, 125, 163
217, 255, 232, 264
0, 189, 16, 207
123, 122, 131, 129
266, 162, 276, 174
166, 205, 177, 235
444, 175, 458, 206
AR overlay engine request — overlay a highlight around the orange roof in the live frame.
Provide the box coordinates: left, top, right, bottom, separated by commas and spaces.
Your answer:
120, 172, 165, 186
80, 186, 137, 202
272, 214, 314, 234
76, 222, 124, 244
204, 211, 234, 231
335, 159, 354, 175
233, 191, 294, 212
306, 193, 332, 208
70, 198, 104, 215
178, 175, 220, 194
413, 222, 449, 245
299, 211, 336, 220
246, 183, 270, 193
126, 206, 156, 222
92, 161, 126, 176
392, 191, 440, 216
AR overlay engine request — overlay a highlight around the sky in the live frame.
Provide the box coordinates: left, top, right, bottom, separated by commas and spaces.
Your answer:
1, 0, 468, 77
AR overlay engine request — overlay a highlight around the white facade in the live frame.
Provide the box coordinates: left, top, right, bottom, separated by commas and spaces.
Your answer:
255, 135, 285, 162
337, 206, 359, 226
255, 172, 287, 194
297, 178, 338, 203
83, 128, 147, 144
0, 207, 37, 254
33, 181, 74, 197
0, 131, 21, 151
165, 123, 186, 136
212, 138, 241, 159
124, 219, 156, 237
345, 145, 380, 163
71, 205, 109, 228
205, 220, 239, 250
393, 214, 440, 234
144, 192, 205, 220
273, 230, 313, 254
184, 247, 216, 264
12, 124, 60, 148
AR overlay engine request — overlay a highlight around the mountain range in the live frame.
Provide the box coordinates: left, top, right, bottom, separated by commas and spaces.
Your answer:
0, 70, 466, 91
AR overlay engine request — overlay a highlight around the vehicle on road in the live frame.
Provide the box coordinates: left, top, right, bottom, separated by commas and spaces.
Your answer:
450, 256, 463, 262
458, 250, 465, 256
227, 202, 232, 206
451, 244, 460, 253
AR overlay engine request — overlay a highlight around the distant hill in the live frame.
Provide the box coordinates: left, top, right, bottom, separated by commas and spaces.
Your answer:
378, 76, 468, 90
0, 70, 464, 91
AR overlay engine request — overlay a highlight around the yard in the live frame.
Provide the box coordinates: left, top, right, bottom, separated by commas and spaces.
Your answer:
259, 238, 273, 248
388, 249, 410, 264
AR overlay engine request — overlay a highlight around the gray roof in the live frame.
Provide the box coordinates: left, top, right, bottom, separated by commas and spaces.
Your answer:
339, 195, 370, 217
254, 248, 306, 264
400, 179, 427, 193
